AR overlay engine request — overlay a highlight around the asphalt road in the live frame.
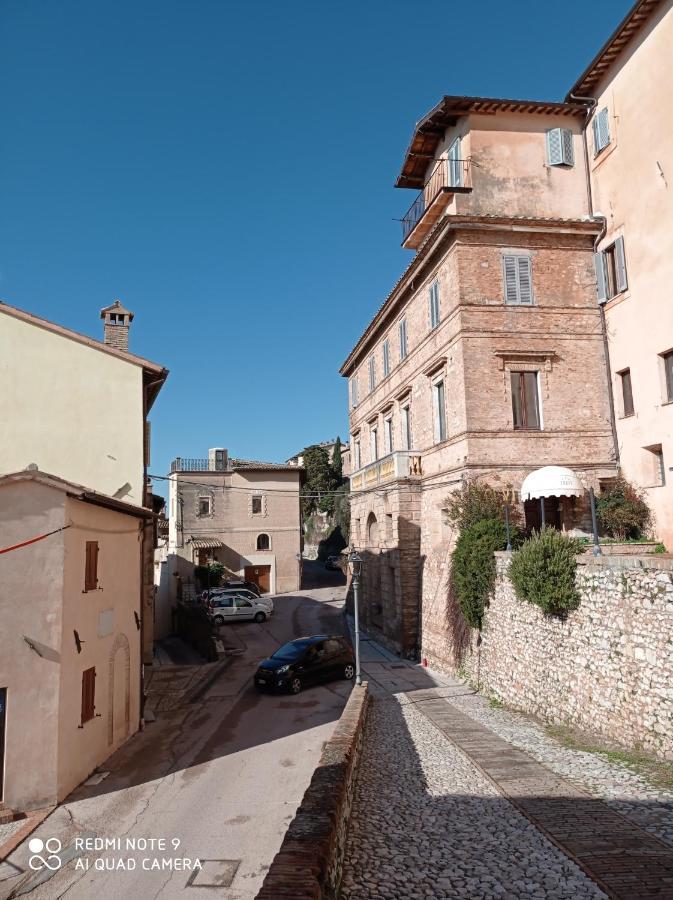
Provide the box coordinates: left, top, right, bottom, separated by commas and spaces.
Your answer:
0, 562, 349, 900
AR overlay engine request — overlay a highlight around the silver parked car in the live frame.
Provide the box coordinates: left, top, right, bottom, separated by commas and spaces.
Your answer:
203, 587, 261, 603
207, 593, 274, 626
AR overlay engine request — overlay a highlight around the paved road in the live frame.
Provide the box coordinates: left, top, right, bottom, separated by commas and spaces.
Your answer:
0, 564, 349, 900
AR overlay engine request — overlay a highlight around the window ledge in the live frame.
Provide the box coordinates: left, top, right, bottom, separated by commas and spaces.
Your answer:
618, 413, 635, 420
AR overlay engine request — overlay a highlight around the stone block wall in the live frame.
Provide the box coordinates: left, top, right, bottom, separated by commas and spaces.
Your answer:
256, 684, 369, 900
455, 553, 673, 759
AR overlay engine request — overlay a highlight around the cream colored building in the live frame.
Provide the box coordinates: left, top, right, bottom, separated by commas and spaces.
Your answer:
0, 471, 150, 812
566, 0, 673, 548
0, 300, 168, 664
167, 449, 302, 606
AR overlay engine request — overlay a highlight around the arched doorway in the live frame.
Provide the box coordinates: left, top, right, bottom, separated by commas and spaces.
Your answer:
366, 512, 379, 547
108, 633, 131, 746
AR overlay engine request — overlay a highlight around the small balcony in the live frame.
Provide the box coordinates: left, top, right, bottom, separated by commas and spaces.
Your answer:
170, 457, 230, 473
401, 158, 472, 249
349, 450, 422, 493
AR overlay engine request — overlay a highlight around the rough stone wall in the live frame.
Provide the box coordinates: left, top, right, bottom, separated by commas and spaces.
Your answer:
256, 684, 369, 900
453, 554, 673, 760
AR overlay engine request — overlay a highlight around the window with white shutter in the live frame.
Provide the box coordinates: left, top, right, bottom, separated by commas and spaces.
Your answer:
429, 281, 440, 329
350, 376, 359, 408
382, 339, 391, 377
399, 318, 408, 360
502, 255, 533, 305
592, 107, 611, 156
368, 355, 376, 392
546, 128, 574, 166
448, 138, 462, 186
595, 236, 628, 301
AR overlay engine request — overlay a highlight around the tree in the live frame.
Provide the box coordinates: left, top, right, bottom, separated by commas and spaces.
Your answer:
451, 519, 512, 629
596, 477, 652, 540
301, 445, 336, 518
445, 477, 521, 531
332, 437, 343, 482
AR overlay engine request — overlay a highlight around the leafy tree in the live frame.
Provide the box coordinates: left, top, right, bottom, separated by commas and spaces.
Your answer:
333, 482, 351, 537
509, 527, 583, 615
596, 477, 652, 541
332, 437, 343, 482
452, 519, 513, 629
301, 444, 337, 517
445, 477, 521, 531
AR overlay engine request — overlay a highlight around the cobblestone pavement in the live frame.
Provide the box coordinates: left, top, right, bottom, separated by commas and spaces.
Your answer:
447, 686, 673, 846
340, 696, 607, 900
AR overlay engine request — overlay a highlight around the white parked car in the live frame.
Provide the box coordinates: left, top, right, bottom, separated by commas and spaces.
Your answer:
204, 587, 261, 603
207, 593, 273, 626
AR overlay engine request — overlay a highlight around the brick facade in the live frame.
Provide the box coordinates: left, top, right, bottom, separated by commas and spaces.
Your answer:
344, 217, 618, 661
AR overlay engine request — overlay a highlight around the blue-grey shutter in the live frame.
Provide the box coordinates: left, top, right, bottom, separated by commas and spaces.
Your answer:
517, 257, 533, 304
599, 108, 610, 149
448, 138, 462, 187
614, 236, 628, 292
561, 129, 574, 166
594, 252, 608, 302
503, 256, 519, 304
592, 117, 600, 155
546, 129, 563, 166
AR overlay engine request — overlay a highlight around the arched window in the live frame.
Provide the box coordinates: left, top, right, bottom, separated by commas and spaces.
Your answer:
366, 513, 379, 547
256, 533, 270, 551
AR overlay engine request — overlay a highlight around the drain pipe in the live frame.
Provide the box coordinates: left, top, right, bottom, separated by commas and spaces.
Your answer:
570, 92, 621, 468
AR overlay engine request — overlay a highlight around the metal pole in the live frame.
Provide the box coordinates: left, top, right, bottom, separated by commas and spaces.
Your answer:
353, 571, 362, 686
589, 487, 602, 556
504, 504, 512, 552
540, 497, 546, 528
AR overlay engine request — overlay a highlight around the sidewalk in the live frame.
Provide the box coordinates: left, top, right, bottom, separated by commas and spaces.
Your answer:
340, 628, 673, 899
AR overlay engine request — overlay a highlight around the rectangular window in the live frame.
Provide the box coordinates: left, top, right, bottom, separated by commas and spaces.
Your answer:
448, 137, 462, 186
371, 426, 378, 462
382, 339, 390, 378
645, 445, 666, 487
511, 371, 541, 430
354, 438, 361, 470
81, 667, 96, 725
546, 128, 574, 167
663, 350, 673, 403
619, 369, 634, 417
350, 376, 359, 408
592, 107, 611, 156
596, 236, 628, 301
503, 255, 533, 305
385, 417, 393, 454
198, 496, 212, 516
368, 355, 376, 392
401, 405, 412, 450
434, 380, 447, 443
252, 496, 263, 515
399, 318, 408, 360
429, 280, 440, 329
84, 541, 98, 592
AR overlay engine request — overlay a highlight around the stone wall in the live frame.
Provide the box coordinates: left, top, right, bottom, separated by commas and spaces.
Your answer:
256, 684, 369, 900
455, 554, 673, 760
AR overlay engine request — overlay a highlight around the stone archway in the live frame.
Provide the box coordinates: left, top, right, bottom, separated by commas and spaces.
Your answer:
366, 512, 379, 548
108, 632, 131, 746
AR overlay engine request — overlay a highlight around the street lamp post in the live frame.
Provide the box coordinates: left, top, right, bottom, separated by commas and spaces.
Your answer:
349, 547, 363, 686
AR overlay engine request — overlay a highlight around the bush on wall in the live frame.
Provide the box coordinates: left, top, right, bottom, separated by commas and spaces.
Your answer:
509, 527, 583, 615
445, 477, 521, 531
596, 477, 652, 541
452, 518, 512, 629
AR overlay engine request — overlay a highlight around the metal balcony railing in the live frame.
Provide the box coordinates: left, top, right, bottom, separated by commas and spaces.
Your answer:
349, 450, 422, 493
170, 457, 230, 472
401, 158, 472, 243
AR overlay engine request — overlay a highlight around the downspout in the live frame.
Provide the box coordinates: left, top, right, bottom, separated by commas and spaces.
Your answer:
570, 92, 621, 468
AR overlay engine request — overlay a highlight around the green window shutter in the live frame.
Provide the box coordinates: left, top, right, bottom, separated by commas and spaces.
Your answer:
614, 236, 628, 292
594, 251, 608, 302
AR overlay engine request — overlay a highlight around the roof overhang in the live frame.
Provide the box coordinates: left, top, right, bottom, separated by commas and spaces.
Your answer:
188, 537, 225, 549
397, 95, 587, 189
566, 0, 664, 100
0, 470, 154, 518
520, 466, 585, 501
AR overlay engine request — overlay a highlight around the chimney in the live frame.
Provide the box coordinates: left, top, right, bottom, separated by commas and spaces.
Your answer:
100, 299, 134, 351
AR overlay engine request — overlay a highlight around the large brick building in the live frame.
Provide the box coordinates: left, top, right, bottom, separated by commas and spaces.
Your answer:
340, 96, 622, 661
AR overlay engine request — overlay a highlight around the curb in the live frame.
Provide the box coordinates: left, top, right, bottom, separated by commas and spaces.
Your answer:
0, 806, 55, 863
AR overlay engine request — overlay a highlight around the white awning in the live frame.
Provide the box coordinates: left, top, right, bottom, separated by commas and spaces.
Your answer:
520, 466, 584, 501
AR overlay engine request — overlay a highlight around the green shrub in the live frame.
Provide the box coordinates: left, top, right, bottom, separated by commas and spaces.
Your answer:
596, 477, 652, 541
445, 478, 521, 531
509, 528, 583, 615
194, 563, 224, 590
452, 519, 511, 629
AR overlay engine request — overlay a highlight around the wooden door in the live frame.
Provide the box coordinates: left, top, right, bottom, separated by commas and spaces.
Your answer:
245, 565, 271, 593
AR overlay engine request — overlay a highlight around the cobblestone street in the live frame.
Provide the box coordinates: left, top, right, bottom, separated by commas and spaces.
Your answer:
340, 637, 673, 900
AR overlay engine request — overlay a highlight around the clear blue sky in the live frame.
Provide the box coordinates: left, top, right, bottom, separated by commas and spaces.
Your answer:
0, 0, 632, 488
